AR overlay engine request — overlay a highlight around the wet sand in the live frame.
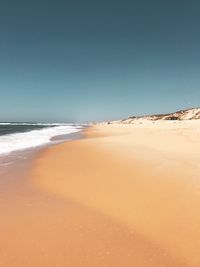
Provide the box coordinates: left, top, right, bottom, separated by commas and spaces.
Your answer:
1, 122, 200, 266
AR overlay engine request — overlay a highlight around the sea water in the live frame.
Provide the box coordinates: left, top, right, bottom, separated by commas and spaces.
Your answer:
0, 122, 83, 155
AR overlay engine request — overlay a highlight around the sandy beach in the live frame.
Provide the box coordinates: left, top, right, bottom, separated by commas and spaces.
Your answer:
1, 0, 199, 265
1, 121, 200, 266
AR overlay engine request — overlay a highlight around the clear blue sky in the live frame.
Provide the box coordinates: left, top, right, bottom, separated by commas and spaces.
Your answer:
0, 0, 200, 122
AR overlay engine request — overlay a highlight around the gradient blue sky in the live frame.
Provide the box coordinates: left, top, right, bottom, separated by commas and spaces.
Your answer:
0, 0, 200, 122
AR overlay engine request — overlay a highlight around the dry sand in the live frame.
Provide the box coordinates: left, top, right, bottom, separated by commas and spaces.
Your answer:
1, 121, 200, 266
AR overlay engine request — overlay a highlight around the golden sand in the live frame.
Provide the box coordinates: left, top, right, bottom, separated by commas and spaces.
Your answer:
1, 122, 200, 266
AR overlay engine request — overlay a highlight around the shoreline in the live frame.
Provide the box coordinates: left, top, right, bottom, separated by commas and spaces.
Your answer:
0, 123, 83, 157
0, 126, 86, 173
1, 122, 200, 266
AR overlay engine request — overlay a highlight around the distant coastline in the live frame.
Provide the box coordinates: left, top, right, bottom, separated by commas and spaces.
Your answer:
103, 107, 200, 124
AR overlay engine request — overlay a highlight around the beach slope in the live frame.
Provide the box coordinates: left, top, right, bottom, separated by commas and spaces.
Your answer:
31, 121, 200, 266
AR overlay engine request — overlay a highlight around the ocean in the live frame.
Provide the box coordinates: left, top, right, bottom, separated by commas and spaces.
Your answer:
0, 123, 83, 155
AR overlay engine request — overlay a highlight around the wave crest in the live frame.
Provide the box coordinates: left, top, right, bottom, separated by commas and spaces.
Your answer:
0, 125, 82, 155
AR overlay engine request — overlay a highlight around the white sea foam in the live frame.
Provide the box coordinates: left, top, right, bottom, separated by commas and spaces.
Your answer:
0, 124, 82, 155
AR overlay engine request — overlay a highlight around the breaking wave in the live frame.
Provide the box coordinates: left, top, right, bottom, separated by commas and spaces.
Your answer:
0, 124, 82, 155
